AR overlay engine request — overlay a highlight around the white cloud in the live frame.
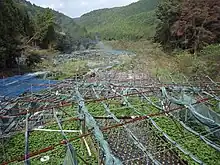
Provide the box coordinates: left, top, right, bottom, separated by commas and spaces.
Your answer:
80, 1, 89, 6
59, 3, 63, 7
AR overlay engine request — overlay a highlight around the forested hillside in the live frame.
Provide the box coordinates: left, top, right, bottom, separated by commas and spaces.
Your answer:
75, 0, 161, 40
77, 0, 220, 78
15, 0, 88, 40
0, 0, 91, 69
154, 0, 220, 78
0, 0, 33, 68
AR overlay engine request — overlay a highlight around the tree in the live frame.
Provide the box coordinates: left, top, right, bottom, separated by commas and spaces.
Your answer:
0, 0, 33, 68
171, 0, 220, 51
33, 9, 56, 49
155, 0, 220, 52
55, 32, 76, 53
154, 0, 181, 49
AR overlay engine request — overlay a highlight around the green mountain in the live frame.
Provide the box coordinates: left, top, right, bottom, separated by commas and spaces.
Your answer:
15, 0, 87, 40
75, 0, 161, 40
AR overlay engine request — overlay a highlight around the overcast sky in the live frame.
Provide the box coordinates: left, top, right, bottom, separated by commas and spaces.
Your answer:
28, 0, 138, 18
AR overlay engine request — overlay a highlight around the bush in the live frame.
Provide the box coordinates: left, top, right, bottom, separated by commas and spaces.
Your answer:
26, 53, 42, 67
174, 44, 220, 80
198, 45, 220, 80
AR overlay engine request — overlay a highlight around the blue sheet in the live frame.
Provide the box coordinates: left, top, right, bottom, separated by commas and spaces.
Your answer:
0, 73, 57, 100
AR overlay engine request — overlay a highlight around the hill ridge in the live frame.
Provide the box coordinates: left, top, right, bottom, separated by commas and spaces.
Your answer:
75, 0, 160, 40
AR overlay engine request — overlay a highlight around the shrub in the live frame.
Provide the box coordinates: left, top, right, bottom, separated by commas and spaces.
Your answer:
198, 44, 220, 80
26, 52, 42, 67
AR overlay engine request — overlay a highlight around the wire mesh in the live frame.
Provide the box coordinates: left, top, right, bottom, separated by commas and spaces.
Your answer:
0, 67, 220, 165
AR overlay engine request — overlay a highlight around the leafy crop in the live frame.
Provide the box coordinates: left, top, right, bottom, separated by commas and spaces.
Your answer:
153, 116, 220, 165
1, 97, 220, 164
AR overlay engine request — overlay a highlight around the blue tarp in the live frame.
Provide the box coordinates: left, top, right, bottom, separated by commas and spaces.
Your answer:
0, 72, 57, 100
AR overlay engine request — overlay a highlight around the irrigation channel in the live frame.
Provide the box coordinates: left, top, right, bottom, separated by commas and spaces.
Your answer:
0, 47, 220, 165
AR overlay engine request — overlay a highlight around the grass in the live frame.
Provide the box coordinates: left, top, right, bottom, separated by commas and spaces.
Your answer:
37, 59, 90, 80
54, 60, 89, 80
106, 40, 220, 82
25, 47, 59, 57
105, 40, 180, 81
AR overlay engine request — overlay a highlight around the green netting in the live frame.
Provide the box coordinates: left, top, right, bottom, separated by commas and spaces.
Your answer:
93, 85, 161, 165
161, 87, 220, 128
161, 87, 220, 151
75, 87, 122, 165
1, 76, 220, 165
63, 144, 78, 165
132, 88, 204, 164
54, 109, 78, 165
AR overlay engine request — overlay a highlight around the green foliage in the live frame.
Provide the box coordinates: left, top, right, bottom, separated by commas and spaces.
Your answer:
198, 44, 220, 79
153, 116, 220, 165
0, 0, 33, 68
1, 98, 219, 164
16, 0, 88, 42
199, 44, 220, 57
155, 0, 220, 51
49, 60, 89, 80
153, 0, 220, 79
154, 0, 181, 48
76, 0, 160, 40
26, 52, 42, 67
55, 33, 75, 53
61, 60, 89, 77
0, 118, 97, 164
175, 52, 201, 76
172, 44, 220, 80
33, 9, 56, 49
0, 0, 93, 69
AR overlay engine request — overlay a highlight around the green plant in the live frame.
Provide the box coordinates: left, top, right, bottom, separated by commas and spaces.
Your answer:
198, 44, 220, 80
57, 60, 89, 79
153, 116, 220, 165
1, 97, 220, 165
26, 53, 42, 67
